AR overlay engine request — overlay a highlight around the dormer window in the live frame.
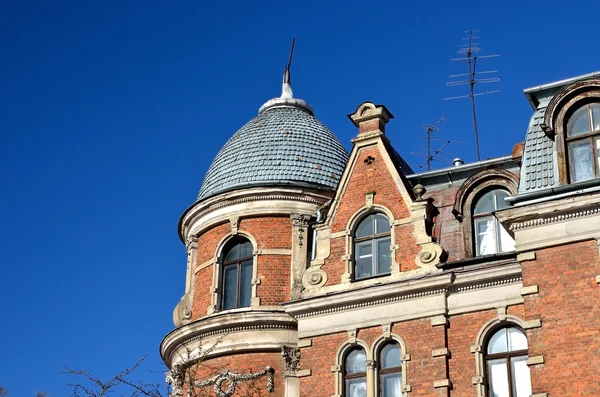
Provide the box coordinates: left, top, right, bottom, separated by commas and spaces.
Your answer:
473, 189, 514, 256
567, 103, 600, 182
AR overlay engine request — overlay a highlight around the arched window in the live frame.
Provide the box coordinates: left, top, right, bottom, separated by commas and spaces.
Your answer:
473, 189, 514, 256
344, 348, 367, 397
354, 214, 391, 280
220, 238, 253, 310
485, 327, 531, 397
566, 102, 600, 182
378, 342, 401, 397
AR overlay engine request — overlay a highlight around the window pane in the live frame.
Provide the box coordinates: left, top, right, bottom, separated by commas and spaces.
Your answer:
499, 222, 515, 253
239, 241, 253, 258
239, 260, 253, 307
346, 349, 366, 373
568, 105, 592, 137
476, 217, 497, 256
474, 190, 496, 214
382, 373, 401, 397
346, 378, 366, 397
355, 215, 374, 238
222, 265, 238, 309
381, 343, 401, 369
569, 140, 594, 182
488, 359, 509, 397
224, 244, 239, 262
376, 238, 391, 275
356, 241, 373, 279
511, 356, 532, 397
592, 103, 600, 132
488, 328, 508, 354
508, 328, 527, 351
375, 214, 391, 233
494, 190, 510, 210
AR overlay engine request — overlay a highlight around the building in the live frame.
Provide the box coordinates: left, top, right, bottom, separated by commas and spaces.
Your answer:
160, 69, 600, 397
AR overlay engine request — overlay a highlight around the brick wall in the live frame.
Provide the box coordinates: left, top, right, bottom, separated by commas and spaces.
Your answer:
323, 145, 421, 284
522, 240, 600, 396
188, 351, 286, 397
299, 319, 450, 397
424, 186, 464, 262
191, 216, 294, 319
193, 222, 229, 320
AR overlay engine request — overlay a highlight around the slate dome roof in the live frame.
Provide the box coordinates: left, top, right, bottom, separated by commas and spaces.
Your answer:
197, 84, 349, 201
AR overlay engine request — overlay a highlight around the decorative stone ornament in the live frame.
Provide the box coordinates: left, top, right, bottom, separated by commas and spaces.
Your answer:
195, 367, 275, 397
347, 101, 394, 135
165, 364, 185, 397
281, 346, 301, 376
413, 183, 426, 201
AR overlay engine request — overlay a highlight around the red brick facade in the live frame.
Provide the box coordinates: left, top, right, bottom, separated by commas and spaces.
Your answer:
163, 77, 600, 397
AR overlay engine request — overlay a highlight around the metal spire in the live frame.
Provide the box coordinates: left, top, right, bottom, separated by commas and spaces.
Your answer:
281, 38, 295, 99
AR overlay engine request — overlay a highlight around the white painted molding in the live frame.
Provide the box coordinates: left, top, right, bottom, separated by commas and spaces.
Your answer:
521, 285, 539, 296
433, 379, 451, 388
526, 356, 545, 366
523, 319, 542, 329
432, 348, 449, 357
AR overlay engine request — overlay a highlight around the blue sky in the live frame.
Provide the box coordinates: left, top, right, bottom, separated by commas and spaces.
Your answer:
1, 0, 599, 395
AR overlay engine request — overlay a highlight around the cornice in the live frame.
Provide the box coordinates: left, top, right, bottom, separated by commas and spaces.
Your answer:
510, 207, 600, 231
160, 310, 296, 364
179, 186, 332, 241
286, 261, 522, 320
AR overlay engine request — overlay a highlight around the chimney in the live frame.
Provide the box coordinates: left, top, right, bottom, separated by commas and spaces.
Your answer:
348, 102, 394, 136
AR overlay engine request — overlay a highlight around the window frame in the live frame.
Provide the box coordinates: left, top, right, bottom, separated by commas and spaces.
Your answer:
541, 80, 600, 185
483, 326, 530, 397
472, 189, 514, 256
452, 170, 518, 258
565, 102, 600, 182
353, 213, 392, 281
219, 237, 254, 310
377, 342, 402, 397
343, 347, 368, 397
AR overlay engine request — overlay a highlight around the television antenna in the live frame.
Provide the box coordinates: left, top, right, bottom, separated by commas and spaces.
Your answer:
445, 30, 499, 161
423, 116, 446, 171
411, 116, 463, 171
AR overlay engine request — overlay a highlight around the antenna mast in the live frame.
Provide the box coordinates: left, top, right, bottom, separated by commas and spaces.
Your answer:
411, 116, 464, 171
423, 116, 447, 171
445, 30, 499, 161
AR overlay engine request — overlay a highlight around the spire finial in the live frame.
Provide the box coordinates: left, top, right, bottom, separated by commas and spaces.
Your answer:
281, 38, 296, 99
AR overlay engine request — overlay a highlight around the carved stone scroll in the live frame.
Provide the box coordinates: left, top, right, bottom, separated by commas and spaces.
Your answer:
195, 367, 275, 397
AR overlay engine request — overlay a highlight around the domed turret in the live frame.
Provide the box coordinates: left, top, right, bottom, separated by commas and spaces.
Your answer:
197, 69, 348, 201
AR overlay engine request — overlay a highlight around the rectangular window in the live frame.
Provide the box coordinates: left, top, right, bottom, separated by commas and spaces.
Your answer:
569, 140, 594, 182
239, 260, 253, 307
346, 378, 366, 397
475, 217, 497, 256
381, 373, 401, 397
376, 237, 391, 275
488, 359, 509, 397
356, 241, 373, 279
222, 265, 238, 310
511, 356, 532, 397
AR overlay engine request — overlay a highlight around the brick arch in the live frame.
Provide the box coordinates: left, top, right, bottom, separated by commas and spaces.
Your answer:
214, 230, 258, 258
